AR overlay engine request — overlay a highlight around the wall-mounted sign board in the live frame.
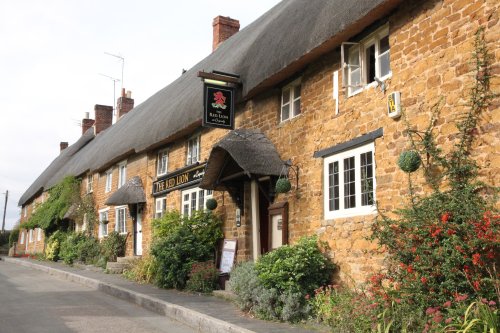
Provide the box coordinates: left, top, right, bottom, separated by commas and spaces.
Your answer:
152, 163, 206, 196
203, 83, 235, 129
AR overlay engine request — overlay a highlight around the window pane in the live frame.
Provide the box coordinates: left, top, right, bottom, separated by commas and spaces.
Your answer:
293, 98, 301, 116
350, 68, 361, 88
293, 85, 301, 100
380, 35, 389, 54
328, 162, 339, 211
183, 204, 189, 217
343, 157, 356, 209
198, 190, 205, 210
360, 152, 374, 206
191, 193, 196, 212
379, 52, 390, 77
366, 44, 376, 83
281, 104, 290, 121
282, 88, 290, 104
349, 47, 359, 66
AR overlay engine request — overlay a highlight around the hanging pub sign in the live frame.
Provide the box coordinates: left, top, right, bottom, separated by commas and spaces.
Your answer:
153, 163, 206, 196
203, 83, 235, 129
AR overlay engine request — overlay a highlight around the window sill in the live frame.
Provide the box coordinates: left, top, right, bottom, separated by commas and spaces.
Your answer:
347, 73, 392, 98
325, 206, 377, 220
278, 113, 303, 127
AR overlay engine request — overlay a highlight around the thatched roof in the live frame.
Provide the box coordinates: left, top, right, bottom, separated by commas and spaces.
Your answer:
19, 0, 401, 206
200, 129, 284, 190
105, 176, 146, 206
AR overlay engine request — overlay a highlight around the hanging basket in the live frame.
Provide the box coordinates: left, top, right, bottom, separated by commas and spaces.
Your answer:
206, 198, 218, 211
398, 150, 421, 173
102, 220, 109, 225
275, 178, 292, 193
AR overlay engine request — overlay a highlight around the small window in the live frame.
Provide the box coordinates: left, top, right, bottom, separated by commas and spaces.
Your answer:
118, 162, 127, 188
157, 149, 169, 176
20, 230, 25, 244
181, 187, 213, 217
342, 26, 391, 96
105, 169, 113, 193
115, 206, 127, 234
155, 197, 167, 218
29, 229, 34, 243
37, 228, 42, 241
281, 79, 301, 122
99, 209, 109, 238
87, 174, 93, 193
323, 142, 376, 219
186, 135, 200, 165
23, 206, 27, 218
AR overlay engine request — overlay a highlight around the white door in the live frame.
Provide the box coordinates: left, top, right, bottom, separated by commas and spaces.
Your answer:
135, 208, 143, 256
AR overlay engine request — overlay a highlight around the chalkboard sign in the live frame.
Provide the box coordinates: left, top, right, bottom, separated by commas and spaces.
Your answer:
219, 239, 237, 274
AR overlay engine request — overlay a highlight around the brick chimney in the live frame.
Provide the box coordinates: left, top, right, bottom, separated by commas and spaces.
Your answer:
82, 112, 95, 135
60, 142, 68, 152
117, 88, 134, 120
212, 16, 240, 51
94, 104, 113, 134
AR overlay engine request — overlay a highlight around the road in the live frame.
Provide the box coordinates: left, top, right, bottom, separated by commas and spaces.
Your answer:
0, 259, 197, 333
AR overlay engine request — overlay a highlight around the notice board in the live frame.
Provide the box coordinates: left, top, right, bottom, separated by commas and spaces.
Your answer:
219, 239, 237, 274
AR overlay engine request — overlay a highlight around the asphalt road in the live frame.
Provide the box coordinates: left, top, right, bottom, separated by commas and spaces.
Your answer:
0, 259, 197, 333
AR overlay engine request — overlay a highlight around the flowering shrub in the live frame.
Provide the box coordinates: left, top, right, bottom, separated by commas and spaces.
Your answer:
186, 261, 219, 293
372, 28, 499, 310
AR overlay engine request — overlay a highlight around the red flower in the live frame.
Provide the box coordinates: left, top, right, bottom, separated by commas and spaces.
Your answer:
421, 277, 428, 284
443, 301, 452, 308
473, 280, 481, 290
441, 212, 451, 223
447, 229, 456, 236
472, 253, 481, 266
454, 293, 468, 302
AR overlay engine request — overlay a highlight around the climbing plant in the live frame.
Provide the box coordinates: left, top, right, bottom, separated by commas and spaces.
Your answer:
371, 28, 499, 310
23, 176, 97, 237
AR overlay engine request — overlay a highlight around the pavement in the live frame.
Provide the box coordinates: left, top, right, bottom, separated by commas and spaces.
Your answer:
2, 256, 328, 333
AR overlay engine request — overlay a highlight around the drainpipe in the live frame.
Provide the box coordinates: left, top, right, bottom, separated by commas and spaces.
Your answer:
251, 180, 261, 261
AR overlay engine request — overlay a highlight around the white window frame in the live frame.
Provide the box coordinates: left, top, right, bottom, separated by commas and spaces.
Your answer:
37, 228, 42, 241
98, 208, 109, 238
118, 161, 127, 188
29, 229, 34, 243
87, 174, 93, 193
23, 206, 27, 217
105, 169, 113, 193
155, 197, 167, 218
280, 78, 301, 122
323, 142, 377, 219
181, 187, 213, 217
20, 230, 25, 244
186, 135, 200, 165
157, 149, 169, 176
115, 206, 127, 234
342, 25, 391, 96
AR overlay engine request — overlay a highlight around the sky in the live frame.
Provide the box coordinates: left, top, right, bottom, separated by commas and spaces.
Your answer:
0, 0, 282, 230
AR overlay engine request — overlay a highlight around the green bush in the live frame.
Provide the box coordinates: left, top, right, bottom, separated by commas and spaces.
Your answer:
186, 261, 219, 293
255, 236, 334, 295
9, 228, 19, 248
100, 231, 126, 262
76, 236, 101, 264
59, 232, 86, 264
45, 230, 67, 261
0, 231, 11, 246
151, 211, 222, 289
123, 255, 160, 284
229, 261, 312, 322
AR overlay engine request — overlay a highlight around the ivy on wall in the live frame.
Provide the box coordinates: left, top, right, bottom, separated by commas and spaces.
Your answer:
23, 176, 97, 236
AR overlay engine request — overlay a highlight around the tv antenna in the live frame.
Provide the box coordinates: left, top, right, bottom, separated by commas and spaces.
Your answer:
104, 52, 125, 90
99, 73, 121, 114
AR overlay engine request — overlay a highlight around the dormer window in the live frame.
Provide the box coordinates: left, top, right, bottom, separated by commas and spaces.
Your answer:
280, 79, 301, 122
342, 25, 391, 96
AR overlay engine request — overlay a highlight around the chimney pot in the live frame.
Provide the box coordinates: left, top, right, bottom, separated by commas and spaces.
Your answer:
94, 104, 113, 134
117, 88, 135, 120
212, 16, 240, 51
82, 115, 95, 135
60, 142, 68, 152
